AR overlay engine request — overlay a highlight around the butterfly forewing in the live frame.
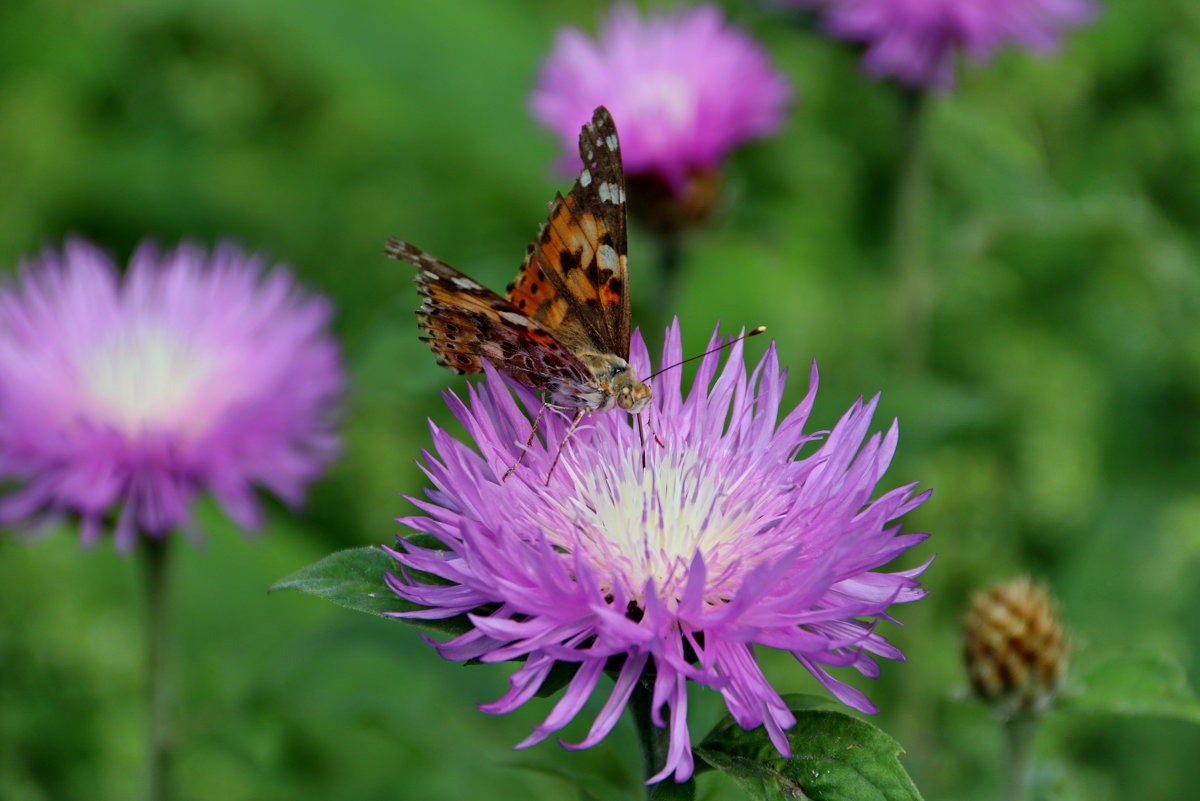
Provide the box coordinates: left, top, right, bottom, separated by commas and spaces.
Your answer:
506, 106, 630, 360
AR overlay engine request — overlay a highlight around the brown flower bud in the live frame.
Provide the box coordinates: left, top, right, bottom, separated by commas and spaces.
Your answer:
626, 169, 722, 236
962, 577, 1068, 718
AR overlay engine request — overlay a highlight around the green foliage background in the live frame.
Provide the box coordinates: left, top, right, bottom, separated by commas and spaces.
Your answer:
2, 0, 1199, 799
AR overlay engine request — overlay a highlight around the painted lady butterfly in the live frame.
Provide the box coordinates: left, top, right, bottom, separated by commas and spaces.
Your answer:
386, 107, 651, 467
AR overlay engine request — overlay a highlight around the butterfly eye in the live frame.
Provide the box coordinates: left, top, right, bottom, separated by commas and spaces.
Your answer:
610, 363, 628, 378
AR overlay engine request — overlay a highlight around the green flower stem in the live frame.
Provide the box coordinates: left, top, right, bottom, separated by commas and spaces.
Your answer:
892, 87, 933, 373
654, 231, 684, 344
629, 681, 695, 801
141, 536, 172, 801
1001, 713, 1040, 801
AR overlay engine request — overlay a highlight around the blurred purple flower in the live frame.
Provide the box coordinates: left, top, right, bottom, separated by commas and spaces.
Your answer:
791, 0, 1096, 89
386, 323, 931, 782
531, 5, 792, 193
0, 238, 344, 551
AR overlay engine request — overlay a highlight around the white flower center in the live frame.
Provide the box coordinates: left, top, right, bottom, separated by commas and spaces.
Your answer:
79, 323, 220, 435
626, 72, 698, 138
554, 446, 769, 604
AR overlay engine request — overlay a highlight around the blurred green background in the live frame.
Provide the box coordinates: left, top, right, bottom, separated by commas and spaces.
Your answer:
2, 0, 1199, 799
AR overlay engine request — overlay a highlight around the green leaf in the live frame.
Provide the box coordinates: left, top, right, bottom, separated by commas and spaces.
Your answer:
1059, 653, 1200, 723
535, 659, 582, 699
695, 694, 923, 801
270, 545, 472, 636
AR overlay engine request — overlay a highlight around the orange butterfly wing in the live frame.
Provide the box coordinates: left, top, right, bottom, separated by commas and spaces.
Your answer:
506, 107, 630, 360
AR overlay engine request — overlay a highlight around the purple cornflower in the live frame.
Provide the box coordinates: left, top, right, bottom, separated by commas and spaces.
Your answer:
531, 5, 791, 195
791, 0, 1096, 89
0, 238, 344, 551
386, 323, 931, 782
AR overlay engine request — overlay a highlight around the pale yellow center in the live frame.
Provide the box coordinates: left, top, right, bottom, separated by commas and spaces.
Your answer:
628, 72, 697, 133
79, 323, 219, 435
548, 447, 760, 603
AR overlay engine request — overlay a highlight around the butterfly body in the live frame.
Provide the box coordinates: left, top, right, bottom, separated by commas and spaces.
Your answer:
387, 106, 650, 421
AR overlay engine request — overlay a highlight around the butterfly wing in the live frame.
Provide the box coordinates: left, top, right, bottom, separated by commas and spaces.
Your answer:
506, 106, 630, 360
386, 238, 594, 394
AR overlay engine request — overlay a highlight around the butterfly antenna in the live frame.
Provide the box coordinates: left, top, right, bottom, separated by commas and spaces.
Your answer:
640, 326, 767, 383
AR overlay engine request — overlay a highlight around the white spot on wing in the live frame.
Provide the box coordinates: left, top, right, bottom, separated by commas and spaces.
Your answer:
450, 276, 483, 291
606, 133, 618, 151
598, 182, 624, 204
596, 244, 618, 268
421, 270, 439, 281
500, 311, 530, 326
579, 169, 592, 187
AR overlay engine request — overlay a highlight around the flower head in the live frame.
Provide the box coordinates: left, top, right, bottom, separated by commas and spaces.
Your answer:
963, 577, 1068, 718
531, 5, 791, 196
0, 238, 344, 551
792, 0, 1096, 89
386, 323, 931, 782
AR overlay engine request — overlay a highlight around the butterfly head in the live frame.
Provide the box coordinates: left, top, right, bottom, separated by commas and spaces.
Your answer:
614, 370, 652, 414
577, 350, 652, 414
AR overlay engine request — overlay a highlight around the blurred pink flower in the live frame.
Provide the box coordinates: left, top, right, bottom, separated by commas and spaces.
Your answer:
532, 5, 792, 193
0, 238, 344, 551
791, 0, 1096, 89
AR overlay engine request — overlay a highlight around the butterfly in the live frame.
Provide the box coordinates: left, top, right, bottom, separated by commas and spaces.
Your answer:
385, 106, 651, 477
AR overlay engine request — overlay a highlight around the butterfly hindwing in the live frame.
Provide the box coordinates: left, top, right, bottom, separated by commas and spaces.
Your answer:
506, 106, 630, 360
385, 238, 592, 392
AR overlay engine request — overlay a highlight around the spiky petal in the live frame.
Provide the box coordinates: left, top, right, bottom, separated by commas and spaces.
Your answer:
387, 322, 931, 782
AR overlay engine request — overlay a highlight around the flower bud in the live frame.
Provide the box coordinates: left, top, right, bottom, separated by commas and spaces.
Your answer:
963, 577, 1067, 718
627, 169, 722, 236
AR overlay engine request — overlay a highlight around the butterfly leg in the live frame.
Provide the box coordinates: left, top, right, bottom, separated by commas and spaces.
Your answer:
545, 408, 587, 485
503, 399, 555, 481
637, 414, 646, 468
646, 409, 665, 450
636, 413, 663, 469
635, 413, 666, 470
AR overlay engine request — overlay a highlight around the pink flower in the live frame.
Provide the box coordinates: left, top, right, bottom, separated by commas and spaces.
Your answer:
386, 323, 931, 782
0, 238, 344, 551
792, 0, 1096, 89
532, 5, 792, 193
